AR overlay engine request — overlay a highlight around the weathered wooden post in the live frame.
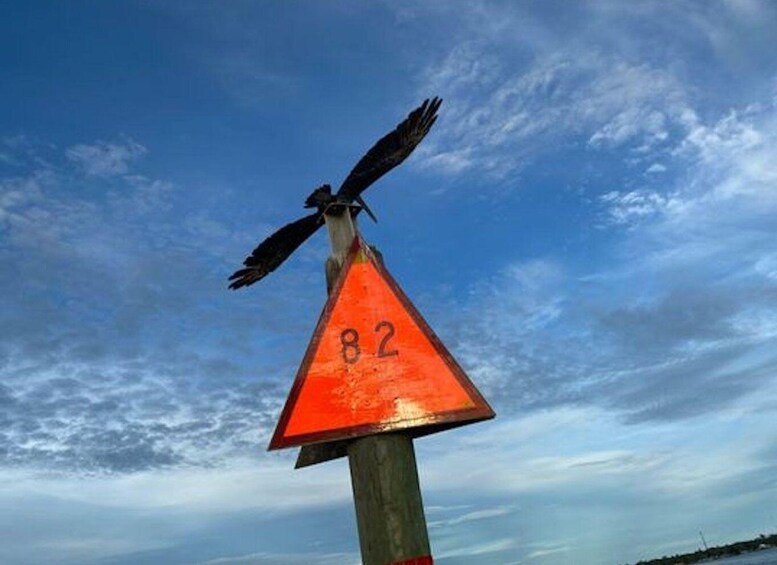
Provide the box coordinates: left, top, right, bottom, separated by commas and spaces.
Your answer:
348, 434, 431, 564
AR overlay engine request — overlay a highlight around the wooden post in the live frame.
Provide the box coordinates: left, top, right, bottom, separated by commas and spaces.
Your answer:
348, 434, 431, 565
322, 208, 432, 565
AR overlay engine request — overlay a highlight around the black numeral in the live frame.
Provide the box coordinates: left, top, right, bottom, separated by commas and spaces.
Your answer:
340, 328, 361, 364
375, 320, 398, 358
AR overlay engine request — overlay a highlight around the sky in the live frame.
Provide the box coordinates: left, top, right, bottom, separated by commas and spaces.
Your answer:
1, 1, 777, 564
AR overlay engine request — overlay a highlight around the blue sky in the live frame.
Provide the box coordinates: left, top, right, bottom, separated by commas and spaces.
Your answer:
2, 1, 777, 564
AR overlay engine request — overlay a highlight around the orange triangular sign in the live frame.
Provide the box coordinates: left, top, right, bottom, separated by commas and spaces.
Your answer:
269, 237, 495, 450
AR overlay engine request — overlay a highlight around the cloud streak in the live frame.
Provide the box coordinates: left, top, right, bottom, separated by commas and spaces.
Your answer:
66, 140, 147, 177
0, 139, 322, 474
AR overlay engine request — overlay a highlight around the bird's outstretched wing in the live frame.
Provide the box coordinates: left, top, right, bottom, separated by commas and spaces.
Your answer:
337, 97, 442, 202
228, 212, 321, 290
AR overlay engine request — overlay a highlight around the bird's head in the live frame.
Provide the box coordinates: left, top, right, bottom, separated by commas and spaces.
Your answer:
303, 184, 333, 210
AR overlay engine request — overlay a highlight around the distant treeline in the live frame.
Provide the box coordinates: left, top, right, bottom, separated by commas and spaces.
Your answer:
624, 533, 777, 565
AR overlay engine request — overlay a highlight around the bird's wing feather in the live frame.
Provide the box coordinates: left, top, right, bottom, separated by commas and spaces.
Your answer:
228, 212, 321, 290
337, 97, 441, 202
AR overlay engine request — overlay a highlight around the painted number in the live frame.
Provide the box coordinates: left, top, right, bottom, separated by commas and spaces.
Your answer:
375, 320, 399, 358
339, 328, 361, 364
339, 320, 398, 364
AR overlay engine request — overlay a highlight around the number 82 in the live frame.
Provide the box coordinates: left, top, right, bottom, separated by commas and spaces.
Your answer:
340, 320, 398, 364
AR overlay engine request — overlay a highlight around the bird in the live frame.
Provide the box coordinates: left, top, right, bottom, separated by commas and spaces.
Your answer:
228, 97, 442, 290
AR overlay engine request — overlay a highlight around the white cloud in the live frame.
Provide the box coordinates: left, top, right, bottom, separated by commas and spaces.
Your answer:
408, 1, 777, 192
645, 163, 666, 174
0, 169, 99, 254
0, 456, 351, 513
436, 537, 518, 560
415, 82, 777, 434
195, 552, 359, 565
678, 109, 763, 167
66, 139, 147, 177
0, 139, 303, 476
590, 95, 777, 265
0, 151, 19, 165
600, 189, 672, 225
429, 505, 514, 528
625, 103, 777, 243
443, 257, 570, 403
0, 139, 196, 272
527, 545, 570, 560
416, 45, 691, 179
417, 404, 777, 499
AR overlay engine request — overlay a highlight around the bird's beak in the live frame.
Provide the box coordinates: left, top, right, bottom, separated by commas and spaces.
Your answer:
355, 195, 378, 223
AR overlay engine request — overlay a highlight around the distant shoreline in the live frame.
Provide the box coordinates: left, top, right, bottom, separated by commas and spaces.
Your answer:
625, 533, 777, 565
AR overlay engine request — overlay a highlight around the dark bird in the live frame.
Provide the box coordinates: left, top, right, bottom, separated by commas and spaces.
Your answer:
228, 97, 442, 290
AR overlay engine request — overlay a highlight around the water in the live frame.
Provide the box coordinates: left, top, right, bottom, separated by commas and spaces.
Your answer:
713, 547, 777, 564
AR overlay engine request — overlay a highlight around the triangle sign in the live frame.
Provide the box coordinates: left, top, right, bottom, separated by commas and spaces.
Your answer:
269, 237, 494, 450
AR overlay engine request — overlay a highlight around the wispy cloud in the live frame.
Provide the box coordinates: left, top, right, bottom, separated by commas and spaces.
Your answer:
66, 139, 147, 177
195, 552, 359, 565
419, 88, 777, 428
436, 537, 518, 560
600, 189, 671, 225
417, 48, 690, 180
418, 404, 777, 502
0, 138, 321, 474
429, 505, 514, 529
527, 544, 570, 560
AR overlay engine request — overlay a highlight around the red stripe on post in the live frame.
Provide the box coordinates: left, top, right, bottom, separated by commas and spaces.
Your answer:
390, 557, 433, 565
